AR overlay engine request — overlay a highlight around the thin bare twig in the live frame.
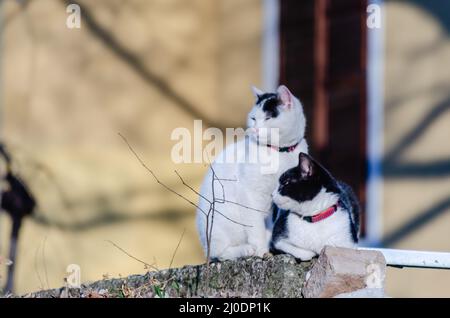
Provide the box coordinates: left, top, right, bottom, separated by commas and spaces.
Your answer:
175, 169, 267, 214
42, 236, 50, 290
215, 178, 238, 182
206, 166, 218, 265
174, 170, 210, 203
118, 133, 206, 214
119, 133, 256, 273
34, 241, 44, 290
119, 133, 251, 227
168, 228, 186, 269
221, 200, 269, 214
106, 240, 158, 271
212, 166, 226, 204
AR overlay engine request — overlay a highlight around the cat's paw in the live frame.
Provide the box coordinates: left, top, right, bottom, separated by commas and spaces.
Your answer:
296, 255, 314, 262
240, 244, 256, 257
254, 248, 269, 258
263, 252, 273, 260
293, 251, 316, 261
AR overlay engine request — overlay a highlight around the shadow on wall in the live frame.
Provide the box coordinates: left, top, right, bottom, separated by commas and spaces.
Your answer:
381, 94, 450, 247
32, 208, 191, 232
381, 0, 450, 247
396, 0, 450, 35
59, 0, 224, 130
381, 90, 450, 246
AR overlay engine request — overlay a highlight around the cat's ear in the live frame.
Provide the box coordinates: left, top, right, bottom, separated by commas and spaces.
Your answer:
277, 85, 293, 108
251, 86, 264, 98
298, 153, 313, 178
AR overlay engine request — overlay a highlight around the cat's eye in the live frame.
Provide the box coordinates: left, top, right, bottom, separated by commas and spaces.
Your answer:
250, 117, 256, 121
265, 117, 271, 121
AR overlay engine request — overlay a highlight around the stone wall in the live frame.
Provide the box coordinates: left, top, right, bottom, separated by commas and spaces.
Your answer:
20, 247, 386, 298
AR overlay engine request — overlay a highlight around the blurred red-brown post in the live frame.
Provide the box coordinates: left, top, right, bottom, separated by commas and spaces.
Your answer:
279, 0, 368, 235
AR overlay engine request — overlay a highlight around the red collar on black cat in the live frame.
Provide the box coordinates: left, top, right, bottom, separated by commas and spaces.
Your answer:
258, 140, 301, 153
296, 203, 340, 223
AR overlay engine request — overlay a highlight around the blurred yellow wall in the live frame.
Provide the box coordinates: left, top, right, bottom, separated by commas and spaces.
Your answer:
383, 2, 450, 297
0, 0, 262, 294
1, 0, 449, 298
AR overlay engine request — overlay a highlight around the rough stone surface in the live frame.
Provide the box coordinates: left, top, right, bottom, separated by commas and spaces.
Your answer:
302, 246, 386, 298
334, 288, 386, 298
19, 254, 313, 298
14, 247, 388, 298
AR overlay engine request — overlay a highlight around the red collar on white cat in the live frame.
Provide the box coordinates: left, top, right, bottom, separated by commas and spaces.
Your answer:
295, 202, 340, 223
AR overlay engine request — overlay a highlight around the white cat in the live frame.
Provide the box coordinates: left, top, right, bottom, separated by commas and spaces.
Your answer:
196, 85, 308, 260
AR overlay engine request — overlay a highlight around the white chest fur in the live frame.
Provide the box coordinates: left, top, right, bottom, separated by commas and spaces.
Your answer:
285, 208, 356, 254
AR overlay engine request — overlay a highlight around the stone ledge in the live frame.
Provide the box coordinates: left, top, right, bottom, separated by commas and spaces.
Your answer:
302, 246, 386, 298
20, 254, 313, 298
17, 246, 386, 298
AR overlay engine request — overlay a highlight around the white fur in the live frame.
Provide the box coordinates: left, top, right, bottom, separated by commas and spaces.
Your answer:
196, 85, 308, 260
272, 188, 357, 261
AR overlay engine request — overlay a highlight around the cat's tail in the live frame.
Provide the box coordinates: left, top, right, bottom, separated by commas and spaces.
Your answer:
338, 181, 360, 242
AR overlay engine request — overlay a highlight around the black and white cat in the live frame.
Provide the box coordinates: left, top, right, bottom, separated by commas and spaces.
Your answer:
270, 152, 360, 261
197, 85, 308, 260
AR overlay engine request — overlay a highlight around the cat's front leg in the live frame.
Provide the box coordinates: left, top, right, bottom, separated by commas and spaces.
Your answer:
245, 215, 269, 257
236, 187, 270, 257
240, 205, 269, 257
273, 239, 316, 261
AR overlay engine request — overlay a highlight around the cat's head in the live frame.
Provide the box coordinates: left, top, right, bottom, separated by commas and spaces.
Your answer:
272, 152, 339, 212
247, 85, 306, 147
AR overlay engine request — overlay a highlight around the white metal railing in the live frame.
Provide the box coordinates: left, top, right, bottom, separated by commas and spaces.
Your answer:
359, 247, 450, 269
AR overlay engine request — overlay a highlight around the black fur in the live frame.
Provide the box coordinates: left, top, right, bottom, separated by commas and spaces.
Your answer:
256, 93, 280, 118
271, 153, 360, 246
271, 202, 279, 223
336, 182, 360, 242
256, 93, 276, 105
277, 155, 340, 203
270, 206, 290, 255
